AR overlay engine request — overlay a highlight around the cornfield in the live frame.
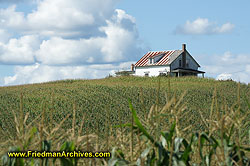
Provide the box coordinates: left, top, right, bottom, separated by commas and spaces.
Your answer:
0, 76, 249, 165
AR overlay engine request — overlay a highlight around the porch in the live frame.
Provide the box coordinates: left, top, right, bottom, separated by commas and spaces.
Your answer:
171, 68, 205, 78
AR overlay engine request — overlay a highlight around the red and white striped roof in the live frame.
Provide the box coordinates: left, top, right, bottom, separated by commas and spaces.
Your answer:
135, 50, 176, 67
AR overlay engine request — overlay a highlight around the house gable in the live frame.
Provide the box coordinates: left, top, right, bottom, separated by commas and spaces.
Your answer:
170, 51, 200, 71
185, 51, 201, 67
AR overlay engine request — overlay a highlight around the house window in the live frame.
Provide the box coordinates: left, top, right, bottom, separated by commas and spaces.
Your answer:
149, 58, 154, 64
149, 58, 152, 64
179, 60, 182, 67
186, 59, 189, 68
159, 72, 167, 76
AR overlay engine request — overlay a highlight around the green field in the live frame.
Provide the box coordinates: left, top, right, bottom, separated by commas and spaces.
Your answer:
0, 76, 249, 165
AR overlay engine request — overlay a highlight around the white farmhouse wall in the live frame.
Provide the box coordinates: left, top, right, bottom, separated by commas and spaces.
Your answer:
171, 52, 199, 70
135, 65, 170, 77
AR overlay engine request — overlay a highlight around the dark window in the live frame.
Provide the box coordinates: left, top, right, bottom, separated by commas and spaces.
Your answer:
179, 60, 182, 67
159, 72, 167, 76
186, 60, 189, 68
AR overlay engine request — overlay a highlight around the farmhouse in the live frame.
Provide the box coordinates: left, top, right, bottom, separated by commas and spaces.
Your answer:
132, 44, 205, 77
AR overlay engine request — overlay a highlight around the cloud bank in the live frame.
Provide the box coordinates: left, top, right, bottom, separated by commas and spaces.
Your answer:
175, 18, 235, 35
4, 61, 134, 85
201, 52, 250, 83
0, 0, 145, 85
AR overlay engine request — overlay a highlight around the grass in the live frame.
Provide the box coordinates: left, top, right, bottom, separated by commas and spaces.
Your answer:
0, 76, 249, 165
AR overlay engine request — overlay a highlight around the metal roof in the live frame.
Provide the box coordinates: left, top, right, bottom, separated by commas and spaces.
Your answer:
135, 50, 176, 67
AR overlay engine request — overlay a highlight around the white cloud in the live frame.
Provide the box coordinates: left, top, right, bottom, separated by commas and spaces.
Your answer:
175, 18, 235, 35
34, 9, 141, 65
0, 0, 29, 3
214, 23, 235, 33
3, 61, 135, 85
216, 73, 232, 81
220, 51, 250, 65
0, 29, 10, 43
27, 0, 95, 29
0, 2, 142, 66
201, 52, 250, 83
0, 0, 120, 38
0, 0, 145, 85
0, 35, 40, 64
0, 5, 26, 29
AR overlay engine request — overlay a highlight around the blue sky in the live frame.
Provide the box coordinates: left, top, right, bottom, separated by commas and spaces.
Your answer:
118, 0, 250, 51
0, 0, 249, 85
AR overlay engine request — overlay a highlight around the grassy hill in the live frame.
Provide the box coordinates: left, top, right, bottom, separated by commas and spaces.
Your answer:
0, 76, 249, 165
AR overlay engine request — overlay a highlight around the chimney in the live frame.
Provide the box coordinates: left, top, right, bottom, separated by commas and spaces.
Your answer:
131, 64, 135, 71
182, 44, 186, 68
182, 44, 186, 51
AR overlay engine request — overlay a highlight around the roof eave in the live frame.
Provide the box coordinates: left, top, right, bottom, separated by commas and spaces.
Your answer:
135, 64, 170, 68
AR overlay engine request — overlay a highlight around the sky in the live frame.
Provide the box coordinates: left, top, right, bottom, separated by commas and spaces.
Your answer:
0, 0, 249, 86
